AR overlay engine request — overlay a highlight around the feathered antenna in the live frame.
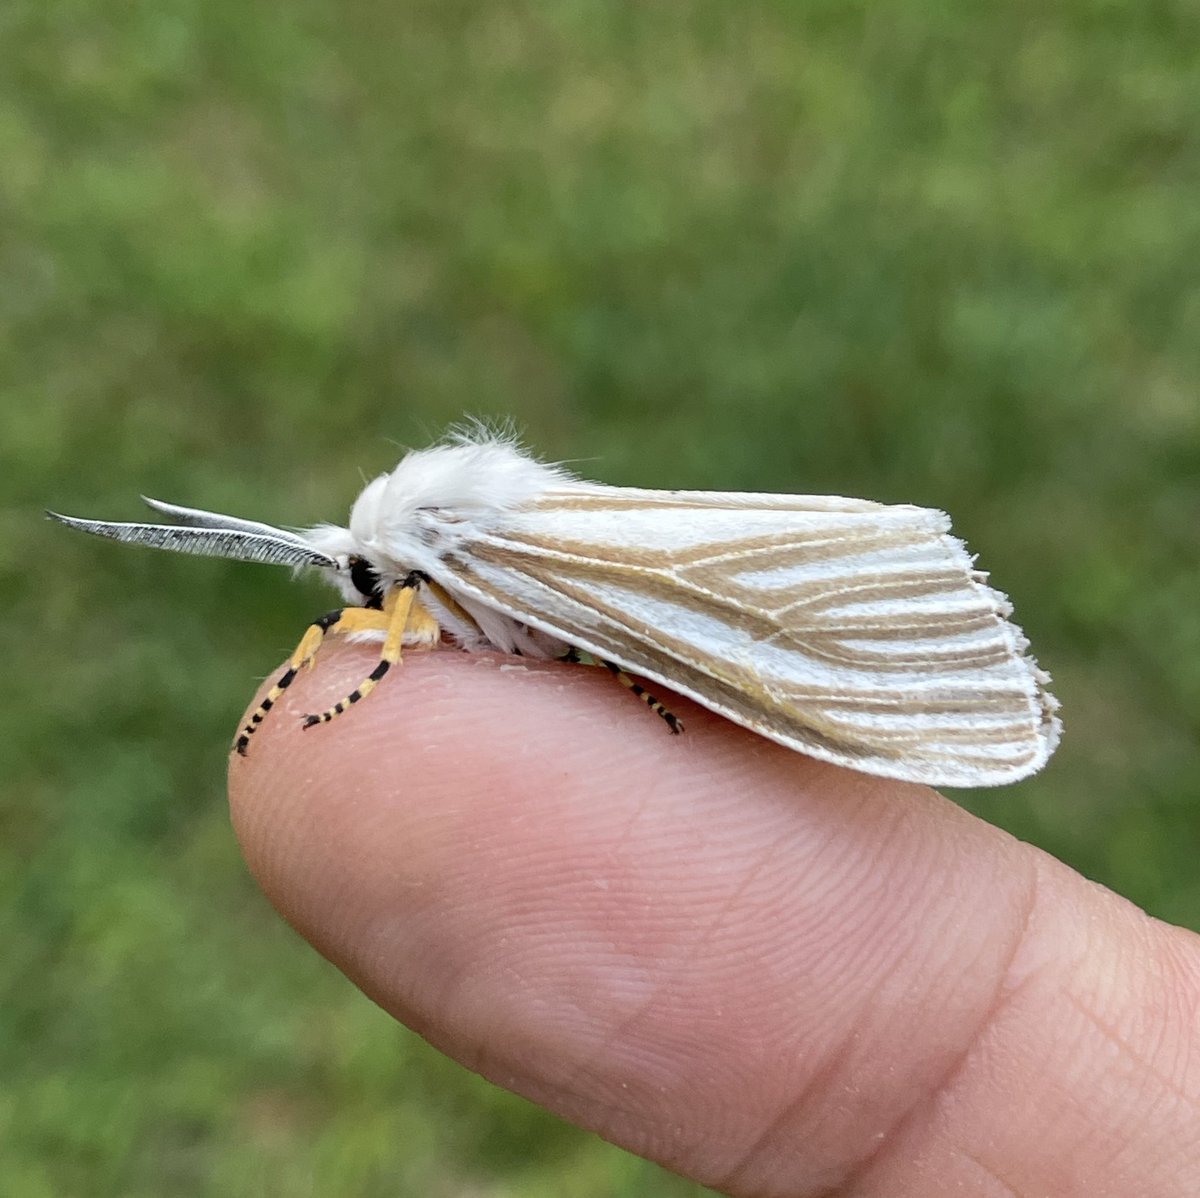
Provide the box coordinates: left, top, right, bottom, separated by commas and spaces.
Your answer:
47, 497, 336, 569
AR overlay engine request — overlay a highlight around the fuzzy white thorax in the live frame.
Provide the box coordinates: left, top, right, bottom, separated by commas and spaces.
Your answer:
360, 438, 572, 536
307, 438, 573, 556
303, 437, 578, 657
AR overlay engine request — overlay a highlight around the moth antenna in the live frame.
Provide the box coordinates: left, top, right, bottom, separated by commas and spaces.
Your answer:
46, 511, 336, 568
140, 496, 313, 546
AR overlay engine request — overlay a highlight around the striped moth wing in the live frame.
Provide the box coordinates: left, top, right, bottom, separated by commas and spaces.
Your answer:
426, 487, 1061, 787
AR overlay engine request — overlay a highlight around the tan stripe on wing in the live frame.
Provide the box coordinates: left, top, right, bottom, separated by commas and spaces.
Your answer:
431, 497, 1056, 784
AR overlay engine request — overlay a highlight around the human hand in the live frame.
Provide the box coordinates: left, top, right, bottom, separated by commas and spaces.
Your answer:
230, 643, 1200, 1197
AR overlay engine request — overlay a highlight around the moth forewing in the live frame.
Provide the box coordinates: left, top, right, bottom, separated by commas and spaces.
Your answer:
422, 487, 1059, 787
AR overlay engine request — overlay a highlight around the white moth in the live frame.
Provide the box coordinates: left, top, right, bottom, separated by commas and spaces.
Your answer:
49, 431, 1060, 786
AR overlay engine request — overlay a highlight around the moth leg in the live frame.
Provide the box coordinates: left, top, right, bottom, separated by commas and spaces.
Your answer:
233, 605, 408, 755
235, 609, 350, 755
423, 579, 478, 632
581, 654, 683, 735
301, 574, 432, 731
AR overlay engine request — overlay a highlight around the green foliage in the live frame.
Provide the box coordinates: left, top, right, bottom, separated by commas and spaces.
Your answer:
3, 1, 1197, 1193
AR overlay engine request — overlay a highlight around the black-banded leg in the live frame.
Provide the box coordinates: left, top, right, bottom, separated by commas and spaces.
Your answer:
234, 606, 392, 755
301, 573, 437, 731
601, 659, 684, 733
561, 649, 683, 734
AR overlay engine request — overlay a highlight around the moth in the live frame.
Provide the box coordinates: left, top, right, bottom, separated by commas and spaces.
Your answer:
49, 431, 1060, 786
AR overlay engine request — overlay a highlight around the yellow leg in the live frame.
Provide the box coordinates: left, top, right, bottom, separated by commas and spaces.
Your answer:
560, 649, 683, 733
234, 582, 438, 756
301, 580, 423, 731
299, 607, 393, 665
599, 659, 684, 734
398, 595, 441, 648
235, 608, 366, 755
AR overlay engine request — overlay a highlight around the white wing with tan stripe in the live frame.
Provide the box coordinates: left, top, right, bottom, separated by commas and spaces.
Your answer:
426, 486, 1061, 787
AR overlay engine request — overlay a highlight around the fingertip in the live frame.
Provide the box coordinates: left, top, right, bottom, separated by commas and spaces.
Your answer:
228, 642, 713, 951
223, 642, 1054, 1191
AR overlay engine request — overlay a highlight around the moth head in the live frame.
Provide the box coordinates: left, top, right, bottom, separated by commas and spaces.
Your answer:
296, 522, 392, 609
317, 549, 388, 610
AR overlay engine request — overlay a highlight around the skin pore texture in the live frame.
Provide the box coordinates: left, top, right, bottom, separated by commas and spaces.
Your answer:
229, 643, 1200, 1198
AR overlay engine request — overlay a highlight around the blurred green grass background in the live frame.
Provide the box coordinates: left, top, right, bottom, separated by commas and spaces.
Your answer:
3, 1, 1198, 1194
